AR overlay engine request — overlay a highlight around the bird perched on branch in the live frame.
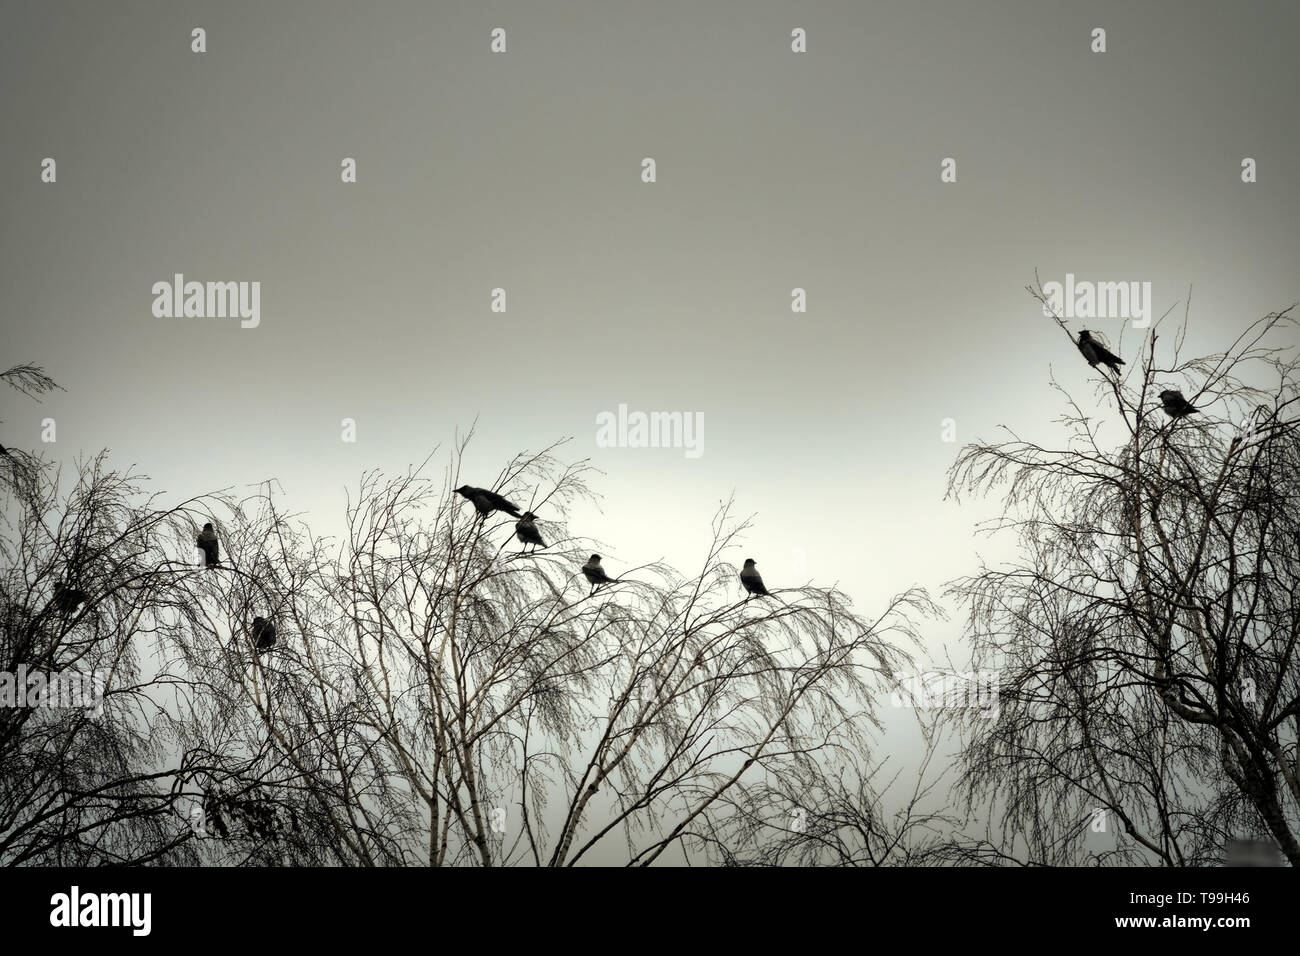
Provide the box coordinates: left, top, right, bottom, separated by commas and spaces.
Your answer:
51, 583, 87, 613
1159, 389, 1199, 418
454, 485, 522, 518
251, 616, 277, 653
197, 523, 220, 568
515, 512, 545, 553
582, 554, 617, 593
740, 559, 770, 599
1077, 330, 1124, 375
203, 789, 230, 839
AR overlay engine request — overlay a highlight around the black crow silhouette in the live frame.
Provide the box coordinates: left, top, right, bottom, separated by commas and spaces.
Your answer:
454, 485, 522, 518
197, 523, 220, 567
740, 558, 770, 598
1159, 389, 1199, 418
515, 512, 545, 553
52, 583, 87, 613
203, 789, 230, 839
1077, 330, 1124, 375
251, 616, 277, 653
582, 554, 617, 592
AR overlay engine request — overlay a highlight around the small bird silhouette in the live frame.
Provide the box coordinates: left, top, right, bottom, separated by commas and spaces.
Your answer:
515, 512, 545, 553
740, 558, 770, 598
454, 485, 522, 518
582, 554, 617, 593
1077, 330, 1125, 375
197, 523, 220, 568
251, 616, 277, 653
203, 789, 231, 839
52, 583, 87, 613
1159, 389, 1199, 418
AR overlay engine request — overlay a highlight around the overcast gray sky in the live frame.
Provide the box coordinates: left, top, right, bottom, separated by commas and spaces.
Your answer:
3, 0, 1297, 677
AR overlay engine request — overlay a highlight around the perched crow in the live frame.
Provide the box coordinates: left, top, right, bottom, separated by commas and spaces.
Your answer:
1077, 330, 1125, 375
203, 790, 230, 839
515, 512, 545, 553
582, 554, 617, 592
454, 485, 522, 518
197, 523, 220, 567
740, 559, 770, 598
1159, 389, 1199, 418
251, 616, 277, 652
52, 583, 87, 613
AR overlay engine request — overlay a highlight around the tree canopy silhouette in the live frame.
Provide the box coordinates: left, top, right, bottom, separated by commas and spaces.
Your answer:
944, 287, 1299, 865
1, 421, 936, 865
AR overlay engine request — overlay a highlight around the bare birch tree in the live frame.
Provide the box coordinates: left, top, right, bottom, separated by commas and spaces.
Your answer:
943, 285, 1299, 865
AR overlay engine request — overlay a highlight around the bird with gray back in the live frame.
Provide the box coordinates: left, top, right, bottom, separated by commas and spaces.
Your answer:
197, 523, 220, 567
515, 512, 545, 553
740, 558, 770, 598
1077, 330, 1125, 375
1159, 389, 1199, 418
582, 554, 617, 593
252, 616, 277, 653
454, 485, 522, 518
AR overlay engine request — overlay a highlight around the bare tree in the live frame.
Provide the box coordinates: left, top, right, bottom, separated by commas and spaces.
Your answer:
3, 357, 937, 868
0, 449, 240, 864
943, 282, 1299, 865
156, 433, 938, 866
